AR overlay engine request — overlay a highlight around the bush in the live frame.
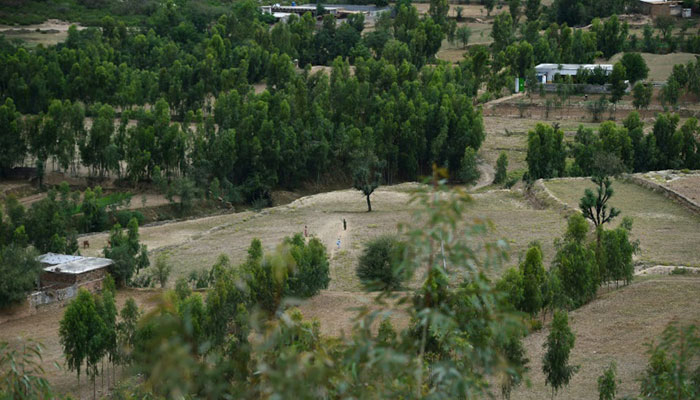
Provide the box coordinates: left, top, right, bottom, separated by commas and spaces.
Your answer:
115, 210, 145, 227
0, 245, 41, 308
285, 234, 330, 298
494, 152, 508, 185
356, 235, 406, 290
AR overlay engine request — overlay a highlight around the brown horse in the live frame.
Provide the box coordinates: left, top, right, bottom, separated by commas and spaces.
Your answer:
83, 240, 90, 249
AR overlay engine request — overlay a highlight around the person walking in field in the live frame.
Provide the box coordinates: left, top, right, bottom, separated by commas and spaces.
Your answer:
304, 225, 308, 237
337, 237, 341, 250
343, 218, 347, 231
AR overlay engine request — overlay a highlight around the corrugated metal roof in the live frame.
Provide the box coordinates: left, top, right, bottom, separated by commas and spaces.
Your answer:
37, 253, 85, 265
535, 63, 613, 71
42, 256, 113, 275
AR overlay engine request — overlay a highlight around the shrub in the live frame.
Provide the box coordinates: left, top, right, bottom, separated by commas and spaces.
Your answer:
0, 245, 41, 309
494, 152, 508, 185
356, 235, 406, 290
115, 210, 145, 228
285, 234, 330, 298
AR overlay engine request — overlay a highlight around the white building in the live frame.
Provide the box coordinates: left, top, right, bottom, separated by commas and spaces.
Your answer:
535, 63, 614, 83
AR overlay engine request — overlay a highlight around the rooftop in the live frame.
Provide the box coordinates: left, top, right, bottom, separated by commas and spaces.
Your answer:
639, 0, 681, 4
37, 252, 85, 266
535, 63, 613, 71
300, 4, 390, 12
41, 256, 113, 275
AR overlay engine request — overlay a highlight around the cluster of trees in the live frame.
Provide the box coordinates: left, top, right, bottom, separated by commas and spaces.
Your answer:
58, 231, 330, 396
527, 113, 699, 181
1, 1, 492, 204
0, 0, 449, 117
0, 184, 149, 308
1, 57, 487, 202
498, 178, 636, 316
0, 182, 134, 255
2, 181, 696, 399
59, 280, 140, 398
659, 59, 700, 109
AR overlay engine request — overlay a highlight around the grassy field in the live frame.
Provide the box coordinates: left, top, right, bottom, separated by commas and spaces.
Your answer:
609, 52, 698, 81
80, 183, 568, 290
513, 275, 700, 399
479, 116, 602, 172
544, 178, 700, 267
5, 178, 700, 398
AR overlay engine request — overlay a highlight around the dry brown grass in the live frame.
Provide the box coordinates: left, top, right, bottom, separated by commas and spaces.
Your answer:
479, 116, 601, 172
513, 276, 700, 399
80, 183, 566, 289
544, 178, 700, 266
663, 173, 700, 204
437, 21, 493, 63
609, 52, 699, 82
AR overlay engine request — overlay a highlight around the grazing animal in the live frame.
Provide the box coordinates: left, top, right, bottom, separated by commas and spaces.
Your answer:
83, 240, 90, 249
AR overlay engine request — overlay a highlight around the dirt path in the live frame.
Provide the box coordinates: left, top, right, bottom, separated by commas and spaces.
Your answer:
472, 161, 495, 191
483, 92, 525, 108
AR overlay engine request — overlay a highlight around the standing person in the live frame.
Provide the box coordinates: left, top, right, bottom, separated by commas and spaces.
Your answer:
336, 237, 341, 250
343, 218, 347, 231
304, 225, 308, 237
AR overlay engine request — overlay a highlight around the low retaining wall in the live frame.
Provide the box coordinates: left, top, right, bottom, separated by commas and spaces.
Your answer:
625, 175, 700, 216
530, 178, 582, 218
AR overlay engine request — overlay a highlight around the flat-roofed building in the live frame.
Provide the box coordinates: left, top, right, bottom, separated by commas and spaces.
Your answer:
535, 63, 613, 83
638, 0, 682, 17
39, 253, 113, 293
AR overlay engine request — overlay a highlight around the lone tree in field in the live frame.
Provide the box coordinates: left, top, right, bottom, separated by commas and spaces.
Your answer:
352, 151, 383, 212
494, 152, 508, 185
579, 175, 620, 228
543, 310, 578, 399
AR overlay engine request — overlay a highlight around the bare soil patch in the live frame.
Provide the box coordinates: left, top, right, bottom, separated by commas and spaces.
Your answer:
659, 172, 700, 205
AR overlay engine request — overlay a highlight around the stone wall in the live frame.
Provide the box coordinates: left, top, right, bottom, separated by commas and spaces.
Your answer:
625, 175, 700, 216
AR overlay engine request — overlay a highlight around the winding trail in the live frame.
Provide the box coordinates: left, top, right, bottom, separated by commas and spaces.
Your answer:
472, 161, 495, 191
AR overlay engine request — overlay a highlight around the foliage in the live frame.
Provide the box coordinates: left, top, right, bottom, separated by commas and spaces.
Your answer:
0, 340, 56, 399
526, 123, 566, 180
152, 253, 172, 288
553, 214, 598, 308
542, 310, 578, 398
284, 234, 330, 298
0, 98, 26, 174
620, 53, 649, 84
609, 62, 627, 104
596, 217, 637, 287
0, 245, 41, 309
459, 146, 481, 185
356, 235, 406, 290
103, 217, 149, 286
640, 322, 700, 400
352, 151, 383, 212
579, 175, 620, 228
59, 288, 106, 390
494, 152, 509, 185
586, 96, 609, 122
632, 82, 653, 110
519, 244, 546, 316
597, 361, 617, 400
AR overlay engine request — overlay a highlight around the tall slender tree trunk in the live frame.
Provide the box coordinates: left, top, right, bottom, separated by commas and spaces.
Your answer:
366, 194, 372, 212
